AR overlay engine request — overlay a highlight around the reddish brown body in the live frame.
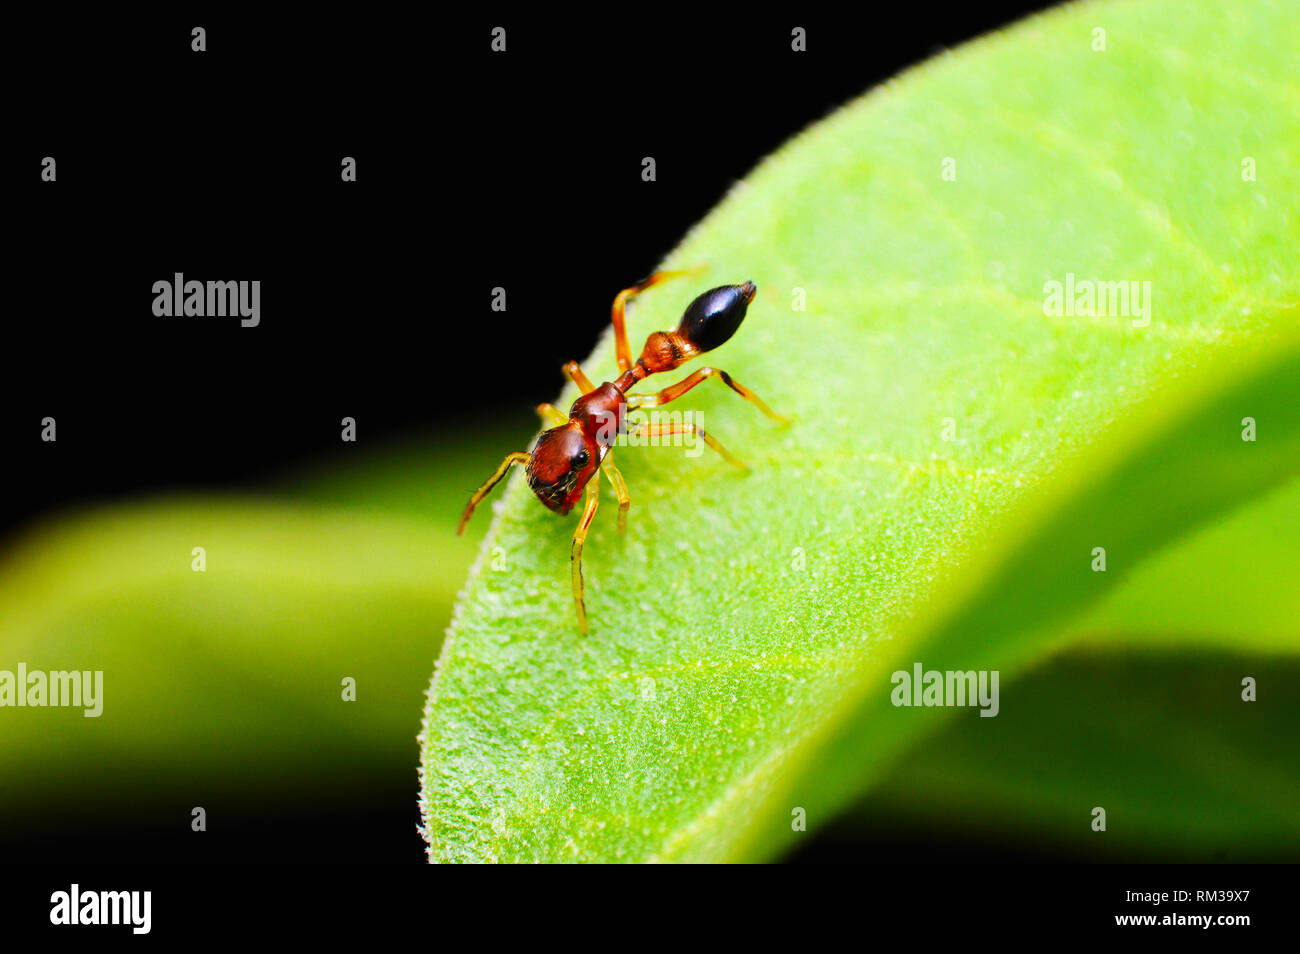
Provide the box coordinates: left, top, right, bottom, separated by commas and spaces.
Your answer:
457, 273, 785, 632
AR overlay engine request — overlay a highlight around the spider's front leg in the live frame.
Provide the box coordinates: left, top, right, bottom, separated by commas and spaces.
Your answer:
537, 402, 567, 426
601, 451, 630, 533
456, 451, 531, 535
570, 482, 601, 634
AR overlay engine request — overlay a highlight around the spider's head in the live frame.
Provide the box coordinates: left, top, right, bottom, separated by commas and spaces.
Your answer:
526, 424, 598, 515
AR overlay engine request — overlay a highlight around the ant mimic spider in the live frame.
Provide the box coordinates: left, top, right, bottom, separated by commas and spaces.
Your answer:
457, 269, 788, 633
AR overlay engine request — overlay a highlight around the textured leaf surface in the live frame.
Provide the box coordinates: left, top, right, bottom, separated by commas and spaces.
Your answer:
420, 0, 1299, 862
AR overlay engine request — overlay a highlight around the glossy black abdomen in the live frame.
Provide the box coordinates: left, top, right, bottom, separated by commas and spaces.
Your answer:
676, 281, 756, 352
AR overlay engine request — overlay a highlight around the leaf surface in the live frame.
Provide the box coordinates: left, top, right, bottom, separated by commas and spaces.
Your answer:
420, 0, 1300, 861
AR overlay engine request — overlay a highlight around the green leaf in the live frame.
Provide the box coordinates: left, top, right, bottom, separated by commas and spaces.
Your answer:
846, 473, 1300, 859
831, 476, 1300, 861
420, 0, 1299, 862
0, 428, 524, 821
839, 646, 1300, 862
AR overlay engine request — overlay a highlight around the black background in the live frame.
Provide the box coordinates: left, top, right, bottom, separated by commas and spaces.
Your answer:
5, 6, 1070, 864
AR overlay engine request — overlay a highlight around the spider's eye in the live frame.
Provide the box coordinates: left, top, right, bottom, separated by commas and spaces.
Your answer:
573, 449, 590, 469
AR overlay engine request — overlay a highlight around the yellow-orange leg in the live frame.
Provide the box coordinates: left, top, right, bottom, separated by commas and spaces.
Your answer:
563, 361, 596, 394
600, 451, 631, 533
570, 482, 601, 634
627, 366, 790, 423
632, 420, 749, 471
537, 402, 567, 426
457, 451, 531, 535
611, 267, 706, 371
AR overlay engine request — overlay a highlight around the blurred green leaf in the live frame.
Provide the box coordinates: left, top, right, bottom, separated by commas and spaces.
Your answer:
848, 647, 1300, 862
841, 476, 1300, 861
0, 427, 526, 821
420, 0, 1300, 862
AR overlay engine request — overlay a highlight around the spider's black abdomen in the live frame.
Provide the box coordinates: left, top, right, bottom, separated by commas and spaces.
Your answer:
676, 281, 756, 353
